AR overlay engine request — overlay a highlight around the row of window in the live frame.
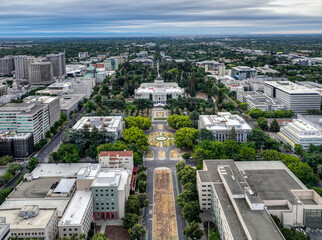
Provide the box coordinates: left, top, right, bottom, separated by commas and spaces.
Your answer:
12, 232, 44, 236
95, 189, 114, 192
95, 194, 114, 197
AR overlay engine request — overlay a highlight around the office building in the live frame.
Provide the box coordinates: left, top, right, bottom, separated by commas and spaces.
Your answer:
196, 61, 223, 71
0, 218, 10, 240
135, 74, 184, 106
14, 55, 36, 81
104, 57, 119, 71
72, 77, 95, 98
197, 160, 322, 240
99, 151, 134, 171
231, 66, 257, 80
0, 132, 34, 159
237, 91, 284, 111
37, 81, 74, 96
58, 190, 93, 238
0, 206, 58, 240
198, 113, 252, 142
0, 56, 14, 76
59, 94, 85, 117
277, 118, 322, 150
73, 116, 125, 140
46, 52, 66, 78
78, 52, 88, 59
24, 96, 60, 127
264, 81, 320, 114
91, 169, 131, 221
130, 58, 154, 67
95, 72, 106, 83
0, 102, 50, 144
29, 61, 54, 85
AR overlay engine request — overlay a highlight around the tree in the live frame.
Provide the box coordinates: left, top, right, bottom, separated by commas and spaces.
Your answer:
190, 110, 200, 127
136, 171, 147, 182
132, 99, 153, 110
269, 119, 280, 132
178, 166, 197, 185
138, 181, 147, 193
228, 127, 236, 140
183, 221, 203, 240
283, 143, 292, 152
280, 228, 307, 240
176, 160, 186, 173
125, 116, 152, 130
0, 155, 12, 166
249, 128, 266, 149
128, 224, 146, 240
55, 144, 81, 163
238, 146, 256, 161
60, 112, 67, 122
123, 127, 149, 151
167, 115, 193, 129
239, 103, 248, 111
27, 157, 39, 172
175, 127, 199, 149
123, 213, 140, 229
294, 144, 304, 156
260, 150, 281, 161
182, 201, 201, 223
2, 172, 13, 183
257, 117, 268, 131
176, 190, 198, 208
6, 162, 22, 175
137, 193, 149, 208
198, 128, 215, 142
91, 233, 108, 240
125, 195, 140, 215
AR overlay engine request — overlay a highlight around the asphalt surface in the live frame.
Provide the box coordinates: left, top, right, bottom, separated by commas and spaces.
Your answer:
35, 107, 86, 163
142, 120, 188, 240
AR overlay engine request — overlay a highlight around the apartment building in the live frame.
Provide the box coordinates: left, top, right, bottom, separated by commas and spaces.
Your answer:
0, 102, 50, 144
198, 113, 252, 142
99, 151, 134, 171
0, 56, 14, 76
264, 81, 320, 114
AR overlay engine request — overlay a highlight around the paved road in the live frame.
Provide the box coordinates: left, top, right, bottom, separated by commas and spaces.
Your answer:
35, 107, 85, 163
142, 119, 188, 240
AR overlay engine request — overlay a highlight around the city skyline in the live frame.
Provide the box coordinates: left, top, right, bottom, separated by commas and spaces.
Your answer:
1, 0, 322, 37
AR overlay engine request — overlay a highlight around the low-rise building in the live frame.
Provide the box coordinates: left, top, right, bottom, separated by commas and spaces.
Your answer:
231, 66, 257, 80
59, 94, 85, 117
91, 169, 131, 221
198, 113, 252, 142
72, 116, 125, 140
0, 85, 8, 96
0, 132, 34, 159
277, 118, 322, 150
36, 81, 74, 96
71, 77, 95, 98
99, 151, 134, 171
237, 91, 284, 111
197, 160, 322, 240
0, 217, 10, 240
130, 58, 154, 68
0, 206, 58, 240
58, 190, 93, 238
95, 72, 106, 83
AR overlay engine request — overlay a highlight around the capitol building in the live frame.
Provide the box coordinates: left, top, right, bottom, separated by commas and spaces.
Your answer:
134, 74, 184, 106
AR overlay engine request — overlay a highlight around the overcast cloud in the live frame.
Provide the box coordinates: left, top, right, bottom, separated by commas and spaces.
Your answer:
0, 0, 321, 36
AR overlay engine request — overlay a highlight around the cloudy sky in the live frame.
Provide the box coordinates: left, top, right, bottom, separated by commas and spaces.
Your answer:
1, 0, 322, 37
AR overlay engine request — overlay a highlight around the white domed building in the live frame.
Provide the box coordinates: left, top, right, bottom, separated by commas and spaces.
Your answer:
134, 74, 184, 106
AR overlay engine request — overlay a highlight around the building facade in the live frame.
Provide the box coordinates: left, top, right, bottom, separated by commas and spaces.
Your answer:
71, 77, 95, 98
264, 81, 320, 114
277, 118, 322, 150
231, 66, 257, 80
237, 91, 284, 111
59, 94, 85, 117
29, 61, 54, 85
0, 132, 34, 159
134, 74, 184, 106
198, 113, 252, 142
0, 56, 14, 76
46, 53, 66, 78
99, 151, 134, 171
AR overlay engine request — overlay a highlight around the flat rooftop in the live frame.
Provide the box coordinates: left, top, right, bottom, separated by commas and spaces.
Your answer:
265, 81, 319, 94
59, 190, 92, 226
72, 116, 123, 131
9, 177, 61, 198
0, 208, 56, 229
0, 198, 69, 217
59, 94, 85, 109
32, 163, 92, 178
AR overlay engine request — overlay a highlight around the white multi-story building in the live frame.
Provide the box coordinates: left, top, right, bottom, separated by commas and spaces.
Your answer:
71, 77, 95, 98
231, 66, 257, 80
198, 113, 252, 142
99, 151, 134, 171
73, 116, 125, 140
37, 80, 74, 96
24, 96, 61, 127
59, 94, 85, 117
0, 206, 58, 240
237, 91, 284, 111
197, 160, 322, 240
58, 190, 93, 238
264, 81, 320, 114
135, 74, 184, 106
78, 52, 89, 59
277, 118, 322, 150
0, 217, 10, 240
0, 102, 50, 144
